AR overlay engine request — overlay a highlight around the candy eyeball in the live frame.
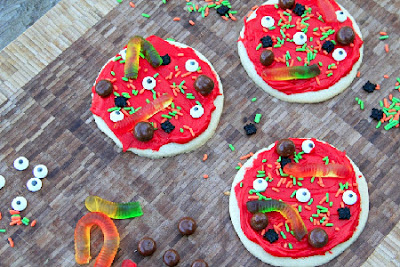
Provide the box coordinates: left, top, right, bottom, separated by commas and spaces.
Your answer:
336, 10, 347, 22
185, 59, 199, 72
12, 196, 28, 211
0, 175, 5, 190
27, 178, 42, 192
190, 105, 204, 118
332, 48, 347, 61
342, 190, 357, 205
301, 140, 315, 154
293, 32, 307, 45
110, 110, 124, 122
253, 178, 268, 192
261, 16, 275, 28
296, 188, 311, 202
119, 49, 127, 60
33, 164, 48, 179
142, 76, 156, 90
13, 156, 29, 171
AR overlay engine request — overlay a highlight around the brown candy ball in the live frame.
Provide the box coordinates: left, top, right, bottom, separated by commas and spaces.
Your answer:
178, 217, 197, 235
194, 75, 215, 96
134, 122, 154, 142
250, 212, 269, 231
95, 80, 113, 97
279, 0, 295, 9
276, 139, 296, 157
260, 50, 275, 66
336, 26, 355, 45
191, 259, 209, 267
163, 249, 180, 266
138, 237, 157, 256
308, 228, 329, 248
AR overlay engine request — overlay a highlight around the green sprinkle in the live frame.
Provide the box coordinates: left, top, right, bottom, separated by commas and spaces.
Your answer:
376, 121, 382, 128
279, 168, 289, 177
0, 229, 6, 233
312, 214, 319, 217
256, 174, 266, 178
262, 159, 267, 163
327, 73, 333, 77
161, 114, 172, 119
166, 38, 176, 42
240, 182, 243, 187
113, 92, 120, 96
186, 95, 195, 99
293, 177, 296, 185
180, 128, 184, 133
153, 73, 159, 78
379, 35, 389, 40
146, 99, 150, 104
298, 205, 302, 212
280, 231, 287, 239
196, 101, 202, 107
317, 205, 328, 210
308, 198, 314, 206
256, 43, 262, 50
286, 50, 291, 60
320, 217, 326, 223
274, 4, 279, 8
285, 223, 290, 232
310, 217, 314, 222
117, 0, 122, 3
274, 44, 282, 48
329, 201, 333, 207
269, 26, 276, 30
229, 144, 235, 151
290, 190, 297, 198
280, 29, 286, 39
142, 13, 150, 18
113, 56, 121, 61
251, 97, 257, 102
313, 27, 319, 32
297, 181, 303, 187
107, 107, 120, 112
311, 176, 315, 183
322, 156, 329, 165
119, 60, 126, 64
325, 223, 334, 227
236, 166, 241, 170
288, 243, 293, 249
121, 92, 131, 98
277, 156, 281, 163
254, 113, 262, 123
110, 71, 115, 76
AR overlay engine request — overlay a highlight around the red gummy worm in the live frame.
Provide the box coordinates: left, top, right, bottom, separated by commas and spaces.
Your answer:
121, 259, 137, 267
74, 212, 120, 267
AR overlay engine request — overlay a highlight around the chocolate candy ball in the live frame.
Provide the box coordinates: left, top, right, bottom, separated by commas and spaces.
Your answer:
138, 237, 157, 256
191, 259, 209, 267
308, 228, 329, 248
336, 26, 355, 45
279, 0, 295, 9
194, 75, 215, 96
95, 80, 113, 97
276, 139, 296, 157
134, 122, 154, 142
250, 212, 269, 231
163, 249, 180, 266
178, 217, 197, 235
260, 50, 275, 66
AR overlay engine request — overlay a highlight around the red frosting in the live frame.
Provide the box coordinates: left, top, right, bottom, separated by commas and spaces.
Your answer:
234, 138, 362, 258
90, 36, 221, 151
239, 0, 363, 94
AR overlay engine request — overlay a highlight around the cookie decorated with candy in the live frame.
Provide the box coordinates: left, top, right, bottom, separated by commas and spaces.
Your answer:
90, 36, 224, 158
229, 138, 369, 266
238, 0, 363, 103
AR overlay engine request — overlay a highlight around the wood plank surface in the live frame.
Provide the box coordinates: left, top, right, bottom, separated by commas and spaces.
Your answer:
0, 0, 399, 266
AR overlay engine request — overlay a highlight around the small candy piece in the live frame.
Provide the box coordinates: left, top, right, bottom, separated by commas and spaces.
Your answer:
190, 105, 205, 118
336, 26, 355, 45
279, 0, 295, 10
244, 123, 257, 136
138, 237, 157, 256
191, 259, 209, 267
260, 36, 273, 48
161, 120, 175, 133
363, 81, 376, 93
11, 196, 28, 211
13, 156, 29, 171
33, 164, 48, 179
335, 10, 347, 22
370, 108, 384, 121
322, 40, 335, 54
276, 139, 295, 157
142, 76, 157, 90
283, 163, 352, 178
261, 16, 275, 28
0, 175, 5, 190
134, 122, 154, 142
338, 207, 351, 220
296, 188, 311, 203
316, 0, 337, 22
253, 178, 268, 192
161, 54, 171, 65
263, 229, 279, 243
121, 259, 137, 267
110, 110, 124, 122
308, 228, 329, 248
301, 139, 315, 153
178, 217, 197, 235
250, 212, 269, 231
216, 5, 230, 16
163, 249, 180, 266
293, 32, 307, 45
332, 48, 347, 61
280, 157, 291, 169
194, 75, 215, 96
293, 3, 305, 16
115, 96, 128, 107
95, 80, 113, 97
260, 50, 275, 66
27, 178, 42, 192
342, 190, 357, 205
85, 196, 143, 219
262, 64, 320, 81
185, 59, 200, 72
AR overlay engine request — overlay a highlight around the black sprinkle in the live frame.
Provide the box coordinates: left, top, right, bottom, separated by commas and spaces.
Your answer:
363, 81, 376, 93
260, 36, 273, 48
370, 108, 384, 121
280, 157, 292, 169
161, 54, 171, 65
161, 120, 175, 133
293, 3, 306, 16
322, 40, 335, 53
263, 229, 279, 243
244, 123, 257, 136
216, 5, 230, 16
114, 96, 128, 107
338, 207, 351, 220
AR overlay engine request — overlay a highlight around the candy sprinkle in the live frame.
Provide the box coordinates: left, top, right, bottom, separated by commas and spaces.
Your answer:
229, 144, 235, 151
141, 13, 150, 18
254, 114, 262, 123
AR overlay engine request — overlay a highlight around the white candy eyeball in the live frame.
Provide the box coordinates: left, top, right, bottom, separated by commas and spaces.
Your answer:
27, 178, 42, 192
13, 156, 29, 171
190, 105, 204, 118
301, 140, 315, 154
11, 196, 28, 211
336, 10, 347, 22
253, 178, 268, 192
332, 48, 347, 61
296, 188, 311, 202
342, 190, 357, 205
110, 110, 124, 122
293, 32, 307, 45
185, 59, 199, 72
0, 175, 5, 190
142, 76, 156, 90
33, 164, 48, 179
119, 49, 127, 60
261, 16, 275, 28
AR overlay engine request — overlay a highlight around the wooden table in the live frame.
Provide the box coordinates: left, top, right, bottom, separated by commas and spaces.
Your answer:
0, 0, 399, 266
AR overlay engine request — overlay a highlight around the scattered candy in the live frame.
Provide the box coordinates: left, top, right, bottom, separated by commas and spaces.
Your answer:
276, 139, 295, 157
332, 48, 347, 61
185, 59, 199, 72
263, 229, 279, 243
121, 259, 137, 267
296, 188, 311, 203
262, 64, 321, 81
244, 123, 257, 136
33, 164, 48, 179
163, 249, 180, 267
110, 110, 125, 122
342, 190, 357, 205
301, 139, 315, 154
190, 105, 204, 118
253, 178, 268, 192
250, 212, 269, 231
11, 196, 28, 212
138, 237, 157, 256
177, 217, 197, 235
13, 156, 29, 171
26, 178, 42, 192
85, 196, 143, 219
283, 163, 351, 178
308, 228, 329, 248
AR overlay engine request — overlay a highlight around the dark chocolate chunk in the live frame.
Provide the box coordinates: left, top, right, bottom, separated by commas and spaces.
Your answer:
338, 207, 351, 220
336, 26, 355, 45
363, 81, 376, 93
178, 217, 197, 235
161, 54, 171, 65
293, 3, 305, 16
308, 228, 329, 248
191, 259, 209, 267
134, 122, 154, 142
260, 35, 273, 48
114, 96, 128, 107
216, 5, 230, 16
279, 0, 295, 9
194, 75, 215, 96
138, 237, 157, 256
163, 249, 180, 266
161, 120, 175, 133
263, 229, 279, 243
244, 123, 257, 136
250, 212, 269, 231
370, 108, 384, 121
260, 50, 275, 66
322, 40, 335, 54
95, 80, 113, 97
280, 157, 292, 169
276, 139, 296, 157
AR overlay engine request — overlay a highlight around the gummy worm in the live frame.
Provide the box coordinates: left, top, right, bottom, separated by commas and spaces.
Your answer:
283, 163, 351, 178
74, 212, 120, 266
85, 196, 143, 220
125, 36, 163, 79
262, 64, 320, 81
121, 259, 137, 267
317, 0, 338, 23
247, 199, 307, 241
